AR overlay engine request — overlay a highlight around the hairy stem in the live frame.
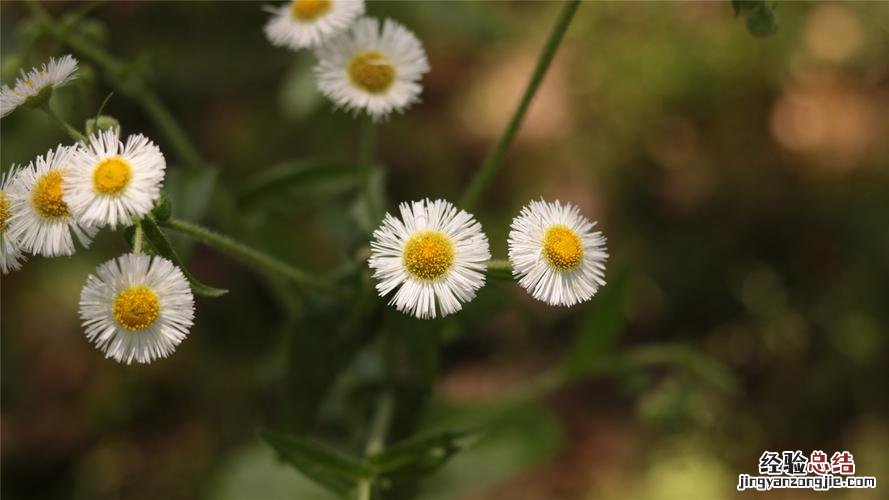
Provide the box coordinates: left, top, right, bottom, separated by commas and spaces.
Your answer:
132, 220, 144, 254
161, 218, 341, 296
486, 259, 512, 272
460, 0, 580, 210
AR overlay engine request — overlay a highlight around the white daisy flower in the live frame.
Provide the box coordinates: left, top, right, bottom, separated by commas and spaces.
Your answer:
7, 145, 96, 257
1, 167, 26, 274
65, 129, 166, 229
79, 253, 195, 365
508, 199, 608, 307
1, 54, 78, 118
315, 17, 430, 121
264, 0, 365, 50
369, 199, 490, 319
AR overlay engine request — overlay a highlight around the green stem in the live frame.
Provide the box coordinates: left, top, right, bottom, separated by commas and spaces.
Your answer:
356, 480, 372, 500
138, 91, 203, 169
357, 118, 382, 226
460, 0, 580, 210
365, 390, 394, 456
486, 259, 514, 280
26, 0, 204, 170
161, 218, 342, 296
40, 104, 86, 142
132, 220, 144, 254
358, 117, 377, 169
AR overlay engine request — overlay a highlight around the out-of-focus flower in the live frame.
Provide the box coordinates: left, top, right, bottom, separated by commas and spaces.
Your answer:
66, 129, 166, 229
804, 5, 863, 63
314, 17, 429, 121
508, 199, 608, 306
0, 167, 26, 274
7, 145, 96, 257
264, 0, 365, 50
369, 199, 490, 319
770, 80, 878, 173
0, 55, 78, 118
79, 253, 195, 364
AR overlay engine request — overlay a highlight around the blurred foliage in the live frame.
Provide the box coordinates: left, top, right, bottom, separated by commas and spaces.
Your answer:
2, 1, 889, 500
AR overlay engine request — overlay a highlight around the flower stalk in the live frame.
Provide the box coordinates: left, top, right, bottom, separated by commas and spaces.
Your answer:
25, 0, 204, 170
161, 218, 342, 296
132, 220, 144, 254
460, 0, 580, 210
40, 103, 86, 142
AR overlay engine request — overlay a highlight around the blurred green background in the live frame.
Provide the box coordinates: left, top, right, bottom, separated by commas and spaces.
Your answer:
2, 1, 888, 499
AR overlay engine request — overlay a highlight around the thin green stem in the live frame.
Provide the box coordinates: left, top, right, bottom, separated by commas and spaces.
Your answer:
365, 390, 394, 456
460, 0, 580, 210
357, 117, 382, 226
138, 91, 203, 169
487, 259, 512, 272
26, 0, 204, 170
356, 480, 372, 500
358, 118, 377, 169
132, 220, 144, 254
161, 218, 342, 296
40, 104, 86, 142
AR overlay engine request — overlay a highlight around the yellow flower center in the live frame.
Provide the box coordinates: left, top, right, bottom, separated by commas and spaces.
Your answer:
348, 51, 396, 94
0, 192, 10, 233
403, 231, 455, 282
113, 285, 161, 331
542, 225, 584, 271
93, 157, 132, 195
290, 0, 331, 21
31, 170, 69, 219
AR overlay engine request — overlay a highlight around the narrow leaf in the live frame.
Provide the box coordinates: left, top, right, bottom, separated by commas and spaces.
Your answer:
261, 429, 372, 498
283, 287, 382, 433
236, 159, 360, 205
140, 215, 228, 297
367, 428, 482, 480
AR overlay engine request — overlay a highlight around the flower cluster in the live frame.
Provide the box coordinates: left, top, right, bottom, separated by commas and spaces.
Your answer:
5, 6, 606, 366
2, 56, 195, 364
264, 0, 429, 121
368, 198, 608, 319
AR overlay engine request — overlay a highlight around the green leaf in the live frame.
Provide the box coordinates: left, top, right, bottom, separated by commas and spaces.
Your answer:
210, 443, 339, 500
416, 403, 561, 500
731, 1, 777, 37
283, 287, 382, 433
746, 2, 777, 37
151, 193, 172, 222
561, 266, 629, 379
260, 429, 372, 498
236, 159, 361, 206
368, 428, 482, 480
730, 0, 742, 16
139, 215, 228, 297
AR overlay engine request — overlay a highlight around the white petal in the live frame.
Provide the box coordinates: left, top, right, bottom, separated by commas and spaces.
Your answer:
368, 198, 490, 319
